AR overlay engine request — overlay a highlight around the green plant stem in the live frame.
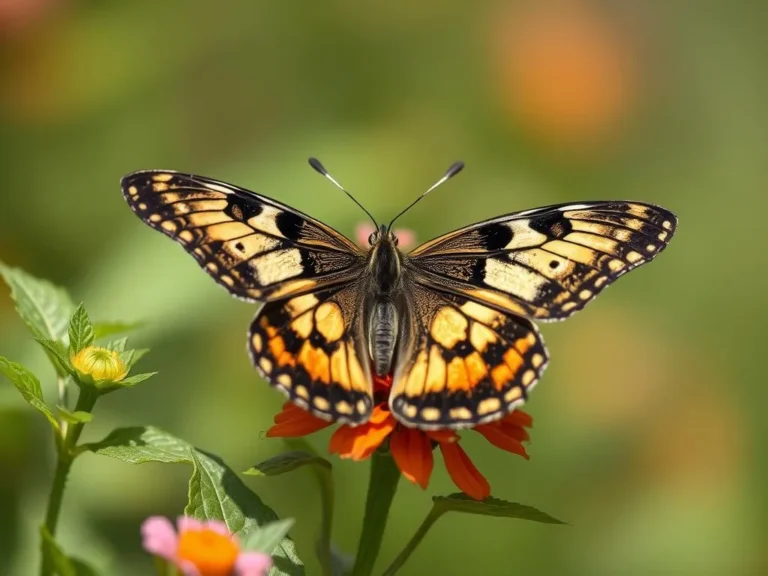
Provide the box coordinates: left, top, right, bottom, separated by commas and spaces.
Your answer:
40, 387, 98, 576
351, 451, 401, 576
57, 376, 69, 439
316, 464, 334, 576
382, 506, 443, 576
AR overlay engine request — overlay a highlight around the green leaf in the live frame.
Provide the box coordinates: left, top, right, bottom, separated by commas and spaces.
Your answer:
119, 348, 149, 369
34, 338, 74, 376
114, 372, 157, 388
84, 426, 193, 463
241, 518, 295, 555
185, 451, 302, 558
41, 526, 100, 576
244, 451, 331, 477
105, 337, 128, 352
92, 321, 142, 340
68, 304, 94, 354
57, 406, 93, 424
85, 427, 304, 575
383, 495, 565, 575
432, 493, 567, 524
0, 261, 75, 341
0, 357, 58, 429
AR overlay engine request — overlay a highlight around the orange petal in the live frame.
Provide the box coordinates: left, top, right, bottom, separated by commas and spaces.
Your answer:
426, 430, 459, 444
353, 420, 397, 460
439, 441, 491, 501
266, 403, 333, 438
369, 404, 393, 425
498, 419, 530, 443
475, 422, 529, 459
273, 403, 304, 424
328, 425, 359, 456
328, 415, 396, 461
503, 409, 533, 429
390, 427, 434, 489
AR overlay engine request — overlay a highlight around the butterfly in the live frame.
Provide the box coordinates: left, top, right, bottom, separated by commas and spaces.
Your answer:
122, 160, 676, 430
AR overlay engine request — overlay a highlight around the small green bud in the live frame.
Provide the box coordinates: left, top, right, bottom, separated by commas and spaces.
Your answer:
71, 346, 128, 387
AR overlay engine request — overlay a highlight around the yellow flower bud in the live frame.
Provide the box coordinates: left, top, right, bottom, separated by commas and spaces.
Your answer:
71, 346, 128, 385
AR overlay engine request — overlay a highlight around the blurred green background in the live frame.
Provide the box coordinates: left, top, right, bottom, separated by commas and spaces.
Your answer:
1, 0, 766, 574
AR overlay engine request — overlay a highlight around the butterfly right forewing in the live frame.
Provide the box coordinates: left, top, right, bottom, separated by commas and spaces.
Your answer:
408, 201, 677, 320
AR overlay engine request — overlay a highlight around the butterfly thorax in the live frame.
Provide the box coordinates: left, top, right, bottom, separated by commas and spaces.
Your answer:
367, 226, 404, 376
368, 226, 402, 295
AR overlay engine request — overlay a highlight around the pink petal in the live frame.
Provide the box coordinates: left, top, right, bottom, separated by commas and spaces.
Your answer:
202, 519, 231, 537
355, 222, 376, 247
178, 559, 202, 576
177, 516, 204, 534
392, 228, 416, 250
141, 516, 178, 560
236, 552, 273, 576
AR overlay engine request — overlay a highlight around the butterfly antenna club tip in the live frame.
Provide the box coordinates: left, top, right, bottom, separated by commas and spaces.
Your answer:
308, 157, 378, 228
388, 160, 465, 230
308, 157, 328, 176
445, 161, 465, 180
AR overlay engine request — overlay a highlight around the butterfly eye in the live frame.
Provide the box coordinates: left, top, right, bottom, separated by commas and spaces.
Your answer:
392, 235, 399, 246
368, 233, 376, 245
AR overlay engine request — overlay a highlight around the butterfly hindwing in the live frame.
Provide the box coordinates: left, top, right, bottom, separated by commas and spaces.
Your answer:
408, 201, 677, 320
122, 171, 365, 302
389, 283, 548, 429
249, 280, 374, 424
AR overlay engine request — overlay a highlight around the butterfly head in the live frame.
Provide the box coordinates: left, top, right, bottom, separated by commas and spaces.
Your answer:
367, 224, 400, 247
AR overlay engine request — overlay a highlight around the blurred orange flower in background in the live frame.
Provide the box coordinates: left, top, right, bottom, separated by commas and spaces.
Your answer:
267, 373, 532, 501
489, 0, 639, 150
0, 0, 60, 35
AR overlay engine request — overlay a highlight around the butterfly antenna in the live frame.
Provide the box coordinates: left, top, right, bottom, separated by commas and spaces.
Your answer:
308, 157, 378, 229
387, 161, 464, 231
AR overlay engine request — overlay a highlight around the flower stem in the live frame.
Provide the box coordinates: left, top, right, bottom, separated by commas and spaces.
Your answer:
40, 387, 99, 576
351, 451, 401, 576
316, 464, 334, 576
382, 506, 443, 575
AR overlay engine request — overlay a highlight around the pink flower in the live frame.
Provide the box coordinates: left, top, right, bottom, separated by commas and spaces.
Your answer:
141, 516, 272, 576
355, 222, 417, 251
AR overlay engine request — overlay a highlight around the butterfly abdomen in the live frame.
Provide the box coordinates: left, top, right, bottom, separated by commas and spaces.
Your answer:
368, 300, 398, 376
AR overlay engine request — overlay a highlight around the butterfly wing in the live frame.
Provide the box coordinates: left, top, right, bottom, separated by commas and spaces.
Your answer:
407, 201, 677, 320
249, 279, 374, 424
389, 283, 548, 429
122, 170, 366, 302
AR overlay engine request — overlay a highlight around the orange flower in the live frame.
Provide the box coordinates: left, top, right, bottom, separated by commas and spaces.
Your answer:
267, 374, 532, 501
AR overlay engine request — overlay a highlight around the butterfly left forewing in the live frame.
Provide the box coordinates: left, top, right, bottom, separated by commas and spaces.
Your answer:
122, 170, 365, 302
389, 283, 548, 429
408, 201, 676, 320
249, 279, 374, 424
